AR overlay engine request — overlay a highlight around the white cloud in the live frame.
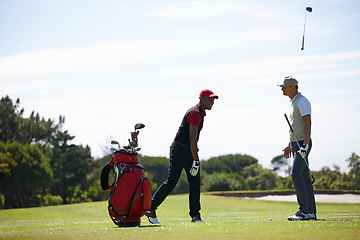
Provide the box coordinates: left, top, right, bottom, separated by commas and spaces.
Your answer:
0, 28, 294, 80
2, 30, 358, 81
148, 1, 251, 18
148, 0, 297, 22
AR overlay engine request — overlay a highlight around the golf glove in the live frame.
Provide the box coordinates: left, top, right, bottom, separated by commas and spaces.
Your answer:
298, 144, 309, 159
190, 160, 200, 176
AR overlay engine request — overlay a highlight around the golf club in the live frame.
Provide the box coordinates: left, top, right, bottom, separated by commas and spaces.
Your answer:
128, 138, 136, 153
284, 114, 315, 183
301, 6, 312, 50
134, 123, 145, 130
111, 140, 120, 151
123, 146, 132, 152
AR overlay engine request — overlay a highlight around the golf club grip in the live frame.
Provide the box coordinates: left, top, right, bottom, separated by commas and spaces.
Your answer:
284, 114, 295, 133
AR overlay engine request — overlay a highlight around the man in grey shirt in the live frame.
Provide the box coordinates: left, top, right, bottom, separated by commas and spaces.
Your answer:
279, 76, 317, 221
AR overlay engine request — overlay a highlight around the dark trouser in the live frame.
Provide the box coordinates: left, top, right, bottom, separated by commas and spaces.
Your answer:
150, 141, 201, 218
291, 139, 316, 214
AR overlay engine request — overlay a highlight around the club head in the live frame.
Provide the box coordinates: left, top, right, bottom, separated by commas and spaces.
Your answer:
110, 147, 118, 152
306, 7, 312, 12
111, 140, 120, 149
134, 123, 145, 130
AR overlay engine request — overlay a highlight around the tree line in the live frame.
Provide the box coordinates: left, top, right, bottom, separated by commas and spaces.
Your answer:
0, 96, 359, 209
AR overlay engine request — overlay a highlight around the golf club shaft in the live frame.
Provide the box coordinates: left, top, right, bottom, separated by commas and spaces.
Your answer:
301, 10, 307, 50
284, 114, 315, 183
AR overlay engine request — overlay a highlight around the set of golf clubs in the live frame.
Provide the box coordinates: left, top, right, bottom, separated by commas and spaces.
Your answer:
110, 123, 145, 154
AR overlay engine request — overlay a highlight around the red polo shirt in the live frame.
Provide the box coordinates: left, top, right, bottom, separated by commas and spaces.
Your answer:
186, 103, 206, 127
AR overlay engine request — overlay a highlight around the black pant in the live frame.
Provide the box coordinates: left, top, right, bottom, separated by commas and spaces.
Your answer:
150, 141, 201, 218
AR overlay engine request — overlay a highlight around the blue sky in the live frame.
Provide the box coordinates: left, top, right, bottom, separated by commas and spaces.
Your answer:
1, 0, 359, 173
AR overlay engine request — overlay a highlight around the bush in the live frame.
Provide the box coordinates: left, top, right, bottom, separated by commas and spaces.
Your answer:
42, 194, 63, 206
201, 173, 247, 192
246, 169, 277, 190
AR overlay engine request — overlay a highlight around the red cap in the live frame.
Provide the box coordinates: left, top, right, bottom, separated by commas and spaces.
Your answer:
199, 89, 218, 99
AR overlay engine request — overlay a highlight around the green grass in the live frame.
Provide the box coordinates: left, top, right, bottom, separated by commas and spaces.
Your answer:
1, 194, 359, 240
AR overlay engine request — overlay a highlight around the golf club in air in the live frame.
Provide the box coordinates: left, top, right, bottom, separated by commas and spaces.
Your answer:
301, 7, 312, 50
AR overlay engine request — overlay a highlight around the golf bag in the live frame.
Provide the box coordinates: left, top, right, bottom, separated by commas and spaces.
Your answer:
101, 149, 152, 227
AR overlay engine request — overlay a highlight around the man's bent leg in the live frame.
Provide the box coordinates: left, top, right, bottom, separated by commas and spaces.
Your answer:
150, 142, 186, 210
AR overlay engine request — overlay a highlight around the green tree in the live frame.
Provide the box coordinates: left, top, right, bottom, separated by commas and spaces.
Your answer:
0, 96, 23, 142
50, 130, 92, 204
271, 154, 291, 176
201, 172, 247, 192
139, 155, 169, 187
202, 154, 258, 175
0, 96, 62, 145
0, 96, 93, 207
243, 164, 277, 190
172, 171, 189, 194
0, 141, 52, 208
20, 112, 60, 146
313, 166, 340, 190
86, 156, 110, 201
346, 153, 360, 189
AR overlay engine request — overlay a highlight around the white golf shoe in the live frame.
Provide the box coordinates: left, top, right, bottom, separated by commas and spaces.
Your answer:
145, 210, 160, 224
308, 213, 317, 220
288, 210, 309, 221
191, 216, 204, 223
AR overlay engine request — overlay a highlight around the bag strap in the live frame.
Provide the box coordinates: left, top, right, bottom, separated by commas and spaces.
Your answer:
100, 164, 113, 191
101, 161, 138, 191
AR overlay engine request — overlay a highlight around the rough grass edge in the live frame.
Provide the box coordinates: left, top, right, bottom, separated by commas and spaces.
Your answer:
206, 189, 360, 198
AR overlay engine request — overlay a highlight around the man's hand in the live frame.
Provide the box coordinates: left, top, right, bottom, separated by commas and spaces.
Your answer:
282, 145, 292, 158
190, 160, 200, 176
298, 144, 309, 159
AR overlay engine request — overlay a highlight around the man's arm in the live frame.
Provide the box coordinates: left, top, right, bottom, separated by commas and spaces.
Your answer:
302, 114, 311, 144
297, 114, 312, 159
189, 124, 199, 161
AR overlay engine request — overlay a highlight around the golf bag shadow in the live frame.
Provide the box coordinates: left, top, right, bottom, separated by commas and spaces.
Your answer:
100, 149, 152, 227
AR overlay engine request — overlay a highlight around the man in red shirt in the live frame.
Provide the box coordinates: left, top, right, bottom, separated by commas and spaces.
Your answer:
146, 89, 218, 224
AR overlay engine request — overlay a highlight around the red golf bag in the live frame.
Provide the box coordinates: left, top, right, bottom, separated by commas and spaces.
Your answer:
101, 149, 152, 227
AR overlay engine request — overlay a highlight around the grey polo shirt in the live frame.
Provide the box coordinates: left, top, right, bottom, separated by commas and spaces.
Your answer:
289, 93, 311, 142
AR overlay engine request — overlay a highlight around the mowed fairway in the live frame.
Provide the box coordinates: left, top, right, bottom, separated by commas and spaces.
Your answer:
1, 194, 359, 240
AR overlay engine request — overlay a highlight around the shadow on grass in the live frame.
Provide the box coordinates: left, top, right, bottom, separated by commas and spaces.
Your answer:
287, 219, 357, 222
315, 219, 357, 222
139, 225, 163, 228
113, 225, 163, 228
